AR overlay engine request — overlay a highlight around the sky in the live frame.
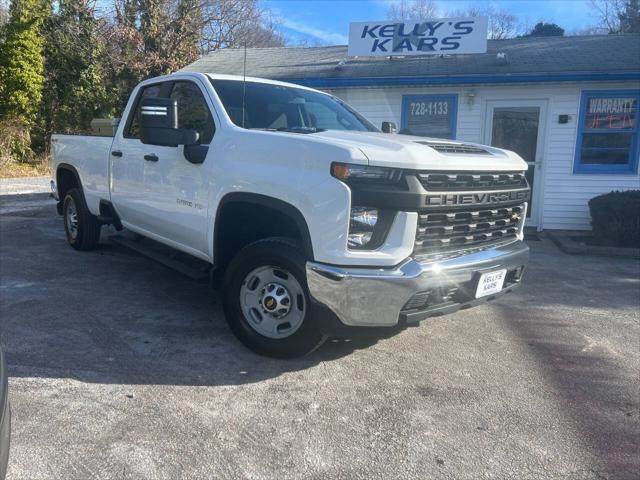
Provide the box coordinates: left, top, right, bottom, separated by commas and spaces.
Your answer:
263, 0, 597, 45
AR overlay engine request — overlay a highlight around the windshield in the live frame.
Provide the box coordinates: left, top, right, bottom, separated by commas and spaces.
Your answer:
209, 79, 377, 133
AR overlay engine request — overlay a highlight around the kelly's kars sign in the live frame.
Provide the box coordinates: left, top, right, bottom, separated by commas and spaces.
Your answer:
348, 18, 488, 56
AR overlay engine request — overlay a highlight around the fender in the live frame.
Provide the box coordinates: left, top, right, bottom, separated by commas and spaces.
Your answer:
55, 163, 83, 215
214, 192, 315, 261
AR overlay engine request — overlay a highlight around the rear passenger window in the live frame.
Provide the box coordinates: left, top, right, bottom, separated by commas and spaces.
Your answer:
126, 84, 162, 138
170, 81, 215, 144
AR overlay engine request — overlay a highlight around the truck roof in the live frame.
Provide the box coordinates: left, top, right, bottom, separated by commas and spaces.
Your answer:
203, 73, 328, 95
137, 72, 333, 97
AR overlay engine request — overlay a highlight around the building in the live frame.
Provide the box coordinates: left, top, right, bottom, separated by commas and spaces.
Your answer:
183, 35, 640, 231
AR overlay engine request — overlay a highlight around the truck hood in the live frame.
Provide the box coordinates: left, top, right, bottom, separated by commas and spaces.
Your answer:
309, 130, 528, 171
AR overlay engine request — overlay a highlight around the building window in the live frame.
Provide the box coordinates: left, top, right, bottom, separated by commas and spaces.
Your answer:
574, 90, 640, 174
400, 94, 458, 139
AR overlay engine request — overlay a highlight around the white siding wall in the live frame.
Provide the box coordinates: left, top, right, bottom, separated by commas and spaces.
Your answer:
325, 82, 640, 231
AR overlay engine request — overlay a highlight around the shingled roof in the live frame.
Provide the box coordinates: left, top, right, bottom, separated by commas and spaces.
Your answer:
182, 35, 640, 86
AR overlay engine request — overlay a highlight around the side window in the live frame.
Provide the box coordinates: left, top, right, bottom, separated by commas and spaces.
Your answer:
573, 90, 639, 174
126, 84, 163, 138
400, 94, 458, 138
170, 81, 215, 144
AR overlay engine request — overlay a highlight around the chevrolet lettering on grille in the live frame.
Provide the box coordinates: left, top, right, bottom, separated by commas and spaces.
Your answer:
425, 189, 530, 207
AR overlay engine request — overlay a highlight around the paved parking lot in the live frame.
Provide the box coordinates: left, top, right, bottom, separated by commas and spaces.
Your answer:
1, 194, 639, 480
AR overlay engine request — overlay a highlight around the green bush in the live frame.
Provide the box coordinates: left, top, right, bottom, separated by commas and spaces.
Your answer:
0, 117, 34, 163
588, 190, 640, 247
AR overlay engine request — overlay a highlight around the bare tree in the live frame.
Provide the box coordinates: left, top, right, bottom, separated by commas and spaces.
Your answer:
231, 17, 285, 49
387, 0, 439, 20
448, 6, 519, 39
389, 1, 519, 39
487, 8, 519, 39
106, 0, 284, 55
587, 0, 640, 33
198, 0, 283, 52
102, 0, 285, 109
588, 0, 625, 33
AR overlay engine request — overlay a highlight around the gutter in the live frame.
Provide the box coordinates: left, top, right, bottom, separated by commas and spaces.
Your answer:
281, 71, 640, 88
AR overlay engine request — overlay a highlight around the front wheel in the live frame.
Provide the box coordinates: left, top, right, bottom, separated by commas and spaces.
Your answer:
222, 238, 326, 358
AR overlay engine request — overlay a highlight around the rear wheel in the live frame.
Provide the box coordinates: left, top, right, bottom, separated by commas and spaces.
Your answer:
222, 238, 326, 358
63, 188, 101, 251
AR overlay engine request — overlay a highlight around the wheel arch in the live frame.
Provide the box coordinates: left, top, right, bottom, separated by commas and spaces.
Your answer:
214, 192, 314, 268
56, 163, 83, 214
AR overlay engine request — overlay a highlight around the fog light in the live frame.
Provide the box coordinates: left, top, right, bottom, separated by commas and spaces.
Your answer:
348, 207, 378, 249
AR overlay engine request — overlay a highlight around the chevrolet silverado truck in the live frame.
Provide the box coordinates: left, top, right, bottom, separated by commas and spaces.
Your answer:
51, 72, 530, 358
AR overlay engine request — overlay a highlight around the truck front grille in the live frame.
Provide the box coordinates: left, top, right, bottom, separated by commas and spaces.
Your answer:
418, 172, 527, 191
414, 204, 525, 258
413, 169, 529, 260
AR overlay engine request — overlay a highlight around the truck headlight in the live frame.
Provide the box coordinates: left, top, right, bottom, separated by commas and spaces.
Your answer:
348, 207, 378, 249
331, 163, 402, 184
332, 163, 400, 250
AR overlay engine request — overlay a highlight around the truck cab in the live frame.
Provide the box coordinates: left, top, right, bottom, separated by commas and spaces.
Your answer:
51, 72, 530, 358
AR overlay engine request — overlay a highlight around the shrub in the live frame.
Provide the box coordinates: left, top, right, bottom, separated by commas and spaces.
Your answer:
0, 117, 51, 178
0, 117, 34, 163
588, 190, 640, 248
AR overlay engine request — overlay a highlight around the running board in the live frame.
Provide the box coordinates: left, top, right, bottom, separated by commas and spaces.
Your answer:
109, 234, 211, 282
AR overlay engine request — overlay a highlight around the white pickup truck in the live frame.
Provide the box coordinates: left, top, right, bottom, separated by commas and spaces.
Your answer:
51, 72, 530, 358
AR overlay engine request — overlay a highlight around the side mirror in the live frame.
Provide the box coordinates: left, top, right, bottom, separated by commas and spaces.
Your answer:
381, 121, 397, 134
184, 144, 207, 164
140, 98, 199, 147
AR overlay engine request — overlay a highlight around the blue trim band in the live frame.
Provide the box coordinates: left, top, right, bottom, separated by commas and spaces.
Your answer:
283, 72, 640, 88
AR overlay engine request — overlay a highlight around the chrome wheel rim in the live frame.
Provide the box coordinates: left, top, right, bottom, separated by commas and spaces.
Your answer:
65, 198, 79, 240
239, 265, 306, 339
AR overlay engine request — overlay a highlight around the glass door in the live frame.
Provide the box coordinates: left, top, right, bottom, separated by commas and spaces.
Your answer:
485, 101, 546, 227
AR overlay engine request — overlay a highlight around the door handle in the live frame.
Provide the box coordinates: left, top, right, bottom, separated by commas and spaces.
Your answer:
111, 150, 123, 157
144, 154, 158, 162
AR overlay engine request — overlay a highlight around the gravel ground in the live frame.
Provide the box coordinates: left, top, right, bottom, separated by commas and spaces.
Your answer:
0, 177, 50, 196
1, 194, 639, 480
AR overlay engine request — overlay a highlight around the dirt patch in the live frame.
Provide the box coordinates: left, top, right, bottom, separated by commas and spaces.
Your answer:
0, 156, 51, 179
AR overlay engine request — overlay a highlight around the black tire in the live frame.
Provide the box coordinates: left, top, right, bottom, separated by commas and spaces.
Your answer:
63, 188, 101, 251
222, 238, 327, 358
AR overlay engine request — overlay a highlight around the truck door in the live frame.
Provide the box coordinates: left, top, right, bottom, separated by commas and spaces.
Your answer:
138, 79, 216, 256
110, 81, 169, 230
111, 79, 215, 258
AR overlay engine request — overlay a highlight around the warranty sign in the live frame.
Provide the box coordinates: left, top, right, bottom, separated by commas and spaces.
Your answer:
348, 18, 488, 56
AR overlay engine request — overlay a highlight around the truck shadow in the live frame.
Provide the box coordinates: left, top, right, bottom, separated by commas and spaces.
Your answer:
0, 211, 397, 387
490, 243, 640, 479
494, 302, 639, 479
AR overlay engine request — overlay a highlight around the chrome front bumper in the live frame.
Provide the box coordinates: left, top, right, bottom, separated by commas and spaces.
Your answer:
306, 240, 529, 328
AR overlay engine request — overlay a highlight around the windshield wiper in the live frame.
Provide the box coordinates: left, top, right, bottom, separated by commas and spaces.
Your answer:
250, 126, 325, 134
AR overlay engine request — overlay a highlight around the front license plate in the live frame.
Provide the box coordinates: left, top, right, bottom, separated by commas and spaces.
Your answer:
475, 269, 507, 298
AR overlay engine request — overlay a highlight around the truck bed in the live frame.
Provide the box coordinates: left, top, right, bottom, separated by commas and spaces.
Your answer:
51, 134, 113, 215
